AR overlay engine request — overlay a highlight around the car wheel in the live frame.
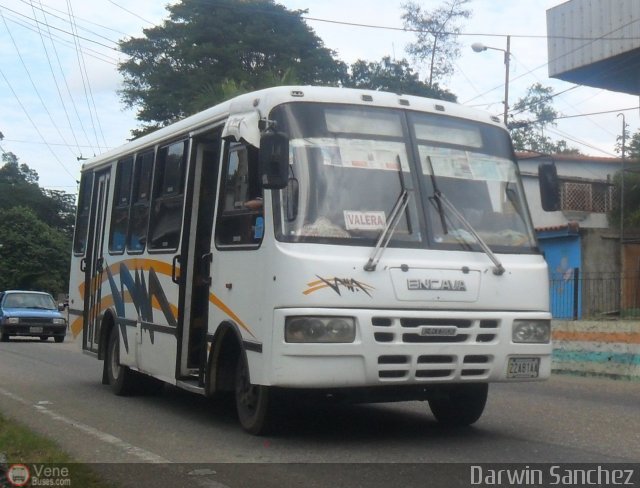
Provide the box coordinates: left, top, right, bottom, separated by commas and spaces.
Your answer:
106, 326, 140, 396
0, 333, 9, 342
428, 383, 488, 426
54, 335, 65, 343
235, 353, 277, 435
40, 336, 49, 341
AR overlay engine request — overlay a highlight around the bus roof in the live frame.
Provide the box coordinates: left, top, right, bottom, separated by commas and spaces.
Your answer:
80, 85, 505, 172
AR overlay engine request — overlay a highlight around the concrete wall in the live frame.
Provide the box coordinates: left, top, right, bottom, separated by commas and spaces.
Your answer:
581, 228, 620, 275
552, 320, 640, 380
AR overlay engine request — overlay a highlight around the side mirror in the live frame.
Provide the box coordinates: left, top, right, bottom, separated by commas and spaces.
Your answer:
259, 131, 289, 190
538, 163, 560, 211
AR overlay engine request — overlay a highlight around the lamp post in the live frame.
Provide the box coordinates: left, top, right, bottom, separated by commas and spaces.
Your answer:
472, 35, 511, 125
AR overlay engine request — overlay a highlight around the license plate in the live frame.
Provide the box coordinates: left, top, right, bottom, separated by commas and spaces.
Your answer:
30, 326, 44, 333
507, 357, 540, 378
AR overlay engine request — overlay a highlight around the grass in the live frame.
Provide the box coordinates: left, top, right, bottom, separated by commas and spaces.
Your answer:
0, 412, 114, 487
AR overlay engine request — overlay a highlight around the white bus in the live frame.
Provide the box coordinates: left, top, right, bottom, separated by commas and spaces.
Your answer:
68, 86, 554, 434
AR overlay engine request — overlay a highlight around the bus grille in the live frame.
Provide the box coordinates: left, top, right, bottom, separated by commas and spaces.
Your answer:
371, 316, 499, 381
376, 353, 494, 381
372, 317, 499, 344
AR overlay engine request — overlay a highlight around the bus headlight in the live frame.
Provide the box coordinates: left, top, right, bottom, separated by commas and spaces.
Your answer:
285, 316, 356, 343
512, 319, 551, 343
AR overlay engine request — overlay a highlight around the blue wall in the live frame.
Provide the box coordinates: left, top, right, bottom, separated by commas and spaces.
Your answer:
537, 229, 581, 319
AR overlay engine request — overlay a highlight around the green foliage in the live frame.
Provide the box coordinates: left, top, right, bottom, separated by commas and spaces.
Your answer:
0, 206, 71, 296
0, 152, 74, 296
509, 83, 581, 154
615, 126, 640, 161
119, 0, 347, 135
344, 56, 457, 101
401, 0, 472, 85
0, 156, 75, 239
608, 167, 640, 230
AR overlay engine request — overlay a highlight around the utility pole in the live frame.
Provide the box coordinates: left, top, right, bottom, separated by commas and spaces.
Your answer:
617, 113, 626, 313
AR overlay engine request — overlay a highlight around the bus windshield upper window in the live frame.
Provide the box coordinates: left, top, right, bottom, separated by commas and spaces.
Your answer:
271, 102, 536, 253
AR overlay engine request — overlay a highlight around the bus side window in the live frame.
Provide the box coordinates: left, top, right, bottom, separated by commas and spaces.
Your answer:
108, 156, 133, 254
128, 150, 154, 253
215, 143, 263, 247
73, 173, 93, 256
148, 140, 187, 252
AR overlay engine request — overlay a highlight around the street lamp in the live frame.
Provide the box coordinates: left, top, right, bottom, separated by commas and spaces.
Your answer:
471, 35, 511, 125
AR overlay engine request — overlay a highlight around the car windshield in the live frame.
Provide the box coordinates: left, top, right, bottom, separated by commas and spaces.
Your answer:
3, 293, 56, 310
271, 102, 536, 253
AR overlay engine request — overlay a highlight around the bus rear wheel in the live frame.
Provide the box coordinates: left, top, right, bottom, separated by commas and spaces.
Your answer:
106, 326, 140, 396
235, 354, 276, 435
428, 383, 488, 426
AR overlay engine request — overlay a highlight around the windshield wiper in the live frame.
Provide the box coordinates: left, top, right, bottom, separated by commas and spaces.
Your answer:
364, 156, 412, 272
425, 156, 505, 276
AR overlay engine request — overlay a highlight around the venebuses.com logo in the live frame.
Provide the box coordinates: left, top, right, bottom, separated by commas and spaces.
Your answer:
6, 463, 71, 487
7, 464, 30, 487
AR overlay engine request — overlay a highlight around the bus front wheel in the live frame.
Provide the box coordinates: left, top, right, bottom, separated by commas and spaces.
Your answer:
235, 354, 276, 435
428, 383, 488, 426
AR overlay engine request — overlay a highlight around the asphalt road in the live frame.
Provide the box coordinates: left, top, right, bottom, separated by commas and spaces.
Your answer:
0, 336, 638, 488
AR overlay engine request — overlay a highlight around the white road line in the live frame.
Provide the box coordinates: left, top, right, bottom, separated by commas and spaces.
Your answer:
0, 386, 232, 488
0, 386, 168, 463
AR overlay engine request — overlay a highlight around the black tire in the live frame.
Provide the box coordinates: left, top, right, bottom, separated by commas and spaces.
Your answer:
428, 383, 488, 426
235, 353, 276, 435
40, 336, 49, 341
106, 326, 140, 396
0, 333, 9, 342
54, 335, 65, 343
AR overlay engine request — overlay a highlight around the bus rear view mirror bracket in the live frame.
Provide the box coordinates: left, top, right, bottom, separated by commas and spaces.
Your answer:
260, 131, 289, 190
538, 163, 560, 211
285, 177, 299, 222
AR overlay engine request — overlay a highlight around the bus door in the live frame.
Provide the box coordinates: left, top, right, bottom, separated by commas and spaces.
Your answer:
84, 169, 111, 353
177, 129, 221, 379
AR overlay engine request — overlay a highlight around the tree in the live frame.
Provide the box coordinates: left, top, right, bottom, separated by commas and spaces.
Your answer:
0, 206, 71, 296
118, 0, 347, 137
608, 170, 640, 230
401, 0, 472, 85
509, 83, 580, 154
344, 56, 457, 101
610, 127, 640, 230
0, 146, 75, 295
615, 126, 640, 161
0, 155, 76, 239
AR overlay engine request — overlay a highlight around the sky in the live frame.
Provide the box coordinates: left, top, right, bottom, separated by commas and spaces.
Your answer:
0, 0, 638, 196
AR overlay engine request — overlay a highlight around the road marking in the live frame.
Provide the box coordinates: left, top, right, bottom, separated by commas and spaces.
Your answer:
0, 387, 232, 488
0, 386, 168, 463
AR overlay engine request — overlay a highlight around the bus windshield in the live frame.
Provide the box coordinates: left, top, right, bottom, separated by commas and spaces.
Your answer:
272, 103, 536, 253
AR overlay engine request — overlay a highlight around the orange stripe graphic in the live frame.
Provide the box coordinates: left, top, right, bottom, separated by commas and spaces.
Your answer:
552, 330, 640, 344
209, 293, 256, 339
78, 258, 176, 296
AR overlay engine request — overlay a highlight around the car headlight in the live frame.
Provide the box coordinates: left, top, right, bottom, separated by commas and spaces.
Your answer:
53, 318, 66, 325
6, 317, 19, 325
285, 316, 356, 343
512, 319, 551, 343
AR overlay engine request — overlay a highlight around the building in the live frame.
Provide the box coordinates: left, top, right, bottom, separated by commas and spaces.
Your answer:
517, 153, 637, 318
547, 0, 640, 95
